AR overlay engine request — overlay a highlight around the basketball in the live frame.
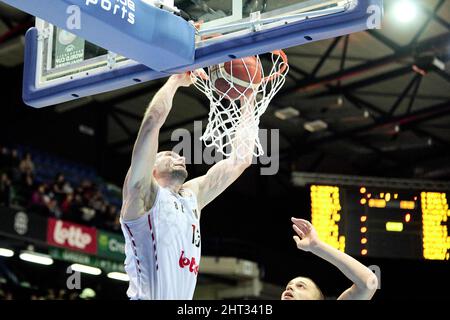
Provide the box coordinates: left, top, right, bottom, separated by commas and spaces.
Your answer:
210, 56, 263, 100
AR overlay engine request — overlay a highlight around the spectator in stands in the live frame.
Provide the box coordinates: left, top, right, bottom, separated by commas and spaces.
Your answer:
62, 180, 73, 194
92, 201, 107, 229
8, 149, 21, 182
80, 179, 95, 203
19, 152, 35, 176
0, 145, 122, 229
89, 190, 104, 213
29, 183, 51, 216
80, 206, 96, 223
103, 205, 120, 232
61, 192, 74, 215
18, 172, 35, 207
47, 198, 63, 219
68, 192, 84, 223
0, 172, 12, 206
53, 173, 67, 203
78, 185, 96, 222
1, 148, 20, 181
30, 183, 46, 206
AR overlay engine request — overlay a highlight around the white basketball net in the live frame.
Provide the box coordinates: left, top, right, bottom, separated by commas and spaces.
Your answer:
190, 50, 289, 159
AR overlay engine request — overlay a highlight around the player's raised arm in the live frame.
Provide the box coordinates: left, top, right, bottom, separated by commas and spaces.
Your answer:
183, 98, 257, 212
291, 218, 378, 300
122, 74, 192, 221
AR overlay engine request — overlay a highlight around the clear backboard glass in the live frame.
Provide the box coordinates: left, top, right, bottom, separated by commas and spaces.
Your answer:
35, 0, 353, 88
35, 19, 136, 89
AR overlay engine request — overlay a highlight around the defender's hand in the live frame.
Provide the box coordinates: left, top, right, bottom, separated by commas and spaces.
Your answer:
291, 218, 320, 252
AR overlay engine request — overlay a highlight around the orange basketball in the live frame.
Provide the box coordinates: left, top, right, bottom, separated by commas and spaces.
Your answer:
210, 56, 262, 100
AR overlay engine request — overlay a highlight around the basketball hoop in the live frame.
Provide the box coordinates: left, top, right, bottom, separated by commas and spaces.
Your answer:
190, 50, 289, 159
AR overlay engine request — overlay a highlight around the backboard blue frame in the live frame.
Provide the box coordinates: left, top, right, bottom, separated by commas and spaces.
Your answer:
4, 0, 383, 108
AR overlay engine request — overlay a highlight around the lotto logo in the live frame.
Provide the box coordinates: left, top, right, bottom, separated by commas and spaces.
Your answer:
179, 250, 199, 275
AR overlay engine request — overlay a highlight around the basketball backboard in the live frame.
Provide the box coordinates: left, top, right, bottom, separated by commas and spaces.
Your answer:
185, 0, 359, 46
3, 0, 383, 107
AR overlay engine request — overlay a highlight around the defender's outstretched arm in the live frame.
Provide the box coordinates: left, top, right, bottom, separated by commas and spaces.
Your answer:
292, 218, 378, 300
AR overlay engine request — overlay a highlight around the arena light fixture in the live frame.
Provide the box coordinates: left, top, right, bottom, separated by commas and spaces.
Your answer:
70, 263, 102, 276
0, 248, 14, 257
392, 0, 418, 23
19, 252, 53, 265
107, 272, 130, 282
274, 107, 300, 120
304, 120, 328, 133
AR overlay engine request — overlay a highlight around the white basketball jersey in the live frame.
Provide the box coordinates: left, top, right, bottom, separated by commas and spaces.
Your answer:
120, 187, 201, 300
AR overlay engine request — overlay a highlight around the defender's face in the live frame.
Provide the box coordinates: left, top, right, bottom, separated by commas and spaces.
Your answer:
281, 277, 321, 300
154, 151, 188, 181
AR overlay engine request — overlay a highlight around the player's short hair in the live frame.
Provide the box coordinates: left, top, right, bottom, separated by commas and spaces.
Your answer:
301, 277, 325, 300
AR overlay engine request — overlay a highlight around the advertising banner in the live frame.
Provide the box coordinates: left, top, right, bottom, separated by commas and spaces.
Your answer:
97, 230, 125, 261
54, 29, 85, 68
49, 247, 125, 273
0, 207, 47, 242
47, 218, 97, 254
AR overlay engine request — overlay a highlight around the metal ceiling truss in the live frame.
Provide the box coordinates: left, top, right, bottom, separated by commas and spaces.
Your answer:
271, 2, 450, 177
292, 171, 450, 190
278, 31, 450, 97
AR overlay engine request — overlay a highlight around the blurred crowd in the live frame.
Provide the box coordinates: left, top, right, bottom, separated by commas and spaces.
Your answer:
0, 284, 96, 300
0, 145, 121, 233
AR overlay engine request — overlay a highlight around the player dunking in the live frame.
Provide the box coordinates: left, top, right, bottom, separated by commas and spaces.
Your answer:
120, 73, 256, 300
281, 218, 378, 300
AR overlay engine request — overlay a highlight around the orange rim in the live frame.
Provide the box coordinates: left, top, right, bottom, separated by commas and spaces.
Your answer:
188, 70, 208, 81
190, 49, 288, 83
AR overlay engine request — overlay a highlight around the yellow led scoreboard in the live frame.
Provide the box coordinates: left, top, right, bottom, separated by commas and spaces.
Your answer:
310, 185, 449, 260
